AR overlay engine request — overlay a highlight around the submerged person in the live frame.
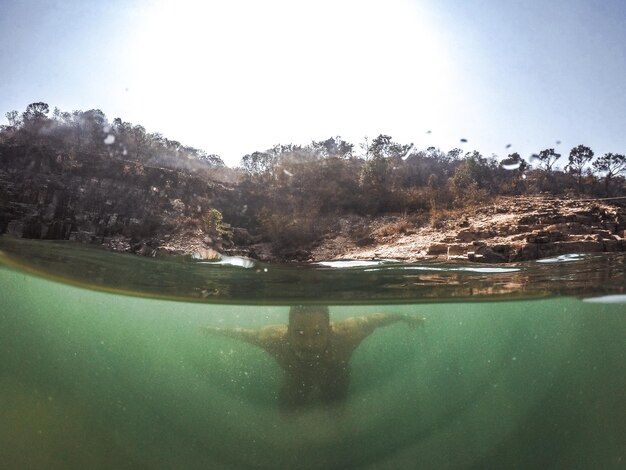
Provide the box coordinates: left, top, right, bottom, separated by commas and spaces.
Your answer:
201, 306, 424, 412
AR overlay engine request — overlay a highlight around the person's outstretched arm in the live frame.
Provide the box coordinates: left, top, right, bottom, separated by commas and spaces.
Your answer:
200, 325, 263, 346
200, 324, 287, 355
333, 312, 425, 348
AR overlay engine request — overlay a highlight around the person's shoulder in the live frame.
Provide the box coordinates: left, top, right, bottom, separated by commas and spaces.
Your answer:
330, 318, 364, 336
259, 324, 288, 342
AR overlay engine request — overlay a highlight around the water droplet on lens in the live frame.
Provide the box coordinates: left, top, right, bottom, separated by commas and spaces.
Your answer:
402, 143, 415, 160
104, 134, 115, 145
501, 161, 522, 170
505, 144, 512, 149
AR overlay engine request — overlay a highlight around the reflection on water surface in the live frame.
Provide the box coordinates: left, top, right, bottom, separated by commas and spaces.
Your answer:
0, 237, 624, 304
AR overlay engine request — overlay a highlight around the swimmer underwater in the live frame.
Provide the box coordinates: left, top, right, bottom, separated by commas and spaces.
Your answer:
201, 306, 425, 412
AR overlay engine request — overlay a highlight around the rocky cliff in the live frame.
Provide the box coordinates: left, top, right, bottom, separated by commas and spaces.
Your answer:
0, 144, 236, 257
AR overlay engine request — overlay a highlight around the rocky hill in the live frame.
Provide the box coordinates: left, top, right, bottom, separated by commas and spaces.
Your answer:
2, 141, 625, 263
2, 109, 625, 264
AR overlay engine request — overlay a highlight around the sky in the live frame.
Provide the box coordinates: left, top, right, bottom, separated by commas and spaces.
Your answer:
1, 0, 625, 167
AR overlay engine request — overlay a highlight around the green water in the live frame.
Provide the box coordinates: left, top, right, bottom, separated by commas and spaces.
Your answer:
1, 239, 625, 469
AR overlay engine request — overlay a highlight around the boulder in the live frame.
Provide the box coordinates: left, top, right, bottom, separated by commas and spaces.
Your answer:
594, 230, 613, 241
427, 243, 448, 255
473, 245, 510, 263
446, 245, 467, 256
456, 229, 476, 242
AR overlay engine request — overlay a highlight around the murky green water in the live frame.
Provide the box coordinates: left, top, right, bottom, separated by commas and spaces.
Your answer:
1, 238, 625, 469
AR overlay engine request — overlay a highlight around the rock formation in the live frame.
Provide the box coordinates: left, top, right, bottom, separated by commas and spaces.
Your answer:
310, 197, 626, 263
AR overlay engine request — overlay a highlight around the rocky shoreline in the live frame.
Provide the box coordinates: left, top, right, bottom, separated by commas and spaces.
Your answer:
2, 158, 625, 264
307, 196, 626, 264
152, 196, 626, 264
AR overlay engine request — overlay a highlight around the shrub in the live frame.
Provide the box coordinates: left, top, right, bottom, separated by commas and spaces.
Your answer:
202, 208, 233, 242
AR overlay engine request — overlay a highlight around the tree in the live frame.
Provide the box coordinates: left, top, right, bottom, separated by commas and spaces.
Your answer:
446, 148, 463, 162
5, 110, 21, 128
78, 109, 108, 152
202, 208, 232, 244
311, 136, 354, 159
358, 135, 411, 212
1, 111, 21, 138
240, 151, 276, 176
592, 152, 626, 194
20, 102, 51, 139
500, 152, 528, 171
197, 152, 225, 167
267, 143, 314, 168
492, 152, 528, 195
567, 145, 594, 193
535, 148, 561, 172
22, 102, 50, 123
449, 151, 494, 203
366, 134, 411, 161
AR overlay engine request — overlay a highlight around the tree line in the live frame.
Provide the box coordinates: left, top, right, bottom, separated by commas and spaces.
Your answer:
1, 102, 225, 173
231, 133, 625, 252
1, 102, 625, 255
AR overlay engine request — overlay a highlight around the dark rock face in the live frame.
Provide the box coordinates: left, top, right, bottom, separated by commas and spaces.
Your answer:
0, 146, 235, 256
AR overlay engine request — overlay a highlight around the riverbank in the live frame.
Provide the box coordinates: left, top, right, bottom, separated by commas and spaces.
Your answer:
308, 196, 626, 263
160, 195, 626, 264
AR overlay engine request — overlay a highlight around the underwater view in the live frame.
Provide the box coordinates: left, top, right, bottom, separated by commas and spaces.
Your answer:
1, 238, 624, 469
2, 1, 626, 468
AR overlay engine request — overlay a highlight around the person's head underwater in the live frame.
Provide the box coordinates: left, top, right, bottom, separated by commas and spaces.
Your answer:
287, 305, 331, 360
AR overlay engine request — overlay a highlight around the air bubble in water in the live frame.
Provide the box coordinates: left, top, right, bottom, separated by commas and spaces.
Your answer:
104, 134, 115, 145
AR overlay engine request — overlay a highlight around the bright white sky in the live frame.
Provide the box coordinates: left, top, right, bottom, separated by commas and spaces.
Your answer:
1, 0, 625, 167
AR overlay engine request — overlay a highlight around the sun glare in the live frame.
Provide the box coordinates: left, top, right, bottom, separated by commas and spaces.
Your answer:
125, 0, 455, 162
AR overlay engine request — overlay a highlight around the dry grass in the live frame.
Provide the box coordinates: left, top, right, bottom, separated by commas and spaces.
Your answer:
373, 218, 418, 238
429, 208, 467, 230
